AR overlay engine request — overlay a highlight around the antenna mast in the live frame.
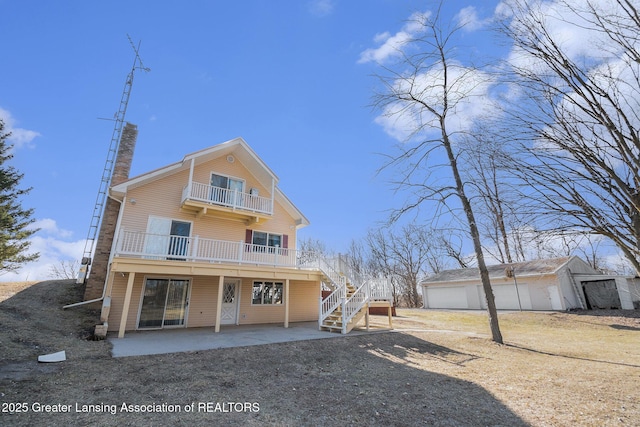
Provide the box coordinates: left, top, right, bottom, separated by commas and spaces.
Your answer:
78, 35, 150, 282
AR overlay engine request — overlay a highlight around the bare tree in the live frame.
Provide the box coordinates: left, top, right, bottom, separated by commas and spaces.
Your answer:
297, 237, 330, 266
462, 134, 519, 264
372, 6, 503, 342
361, 225, 438, 307
498, 0, 640, 274
48, 259, 80, 280
363, 228, 402, 307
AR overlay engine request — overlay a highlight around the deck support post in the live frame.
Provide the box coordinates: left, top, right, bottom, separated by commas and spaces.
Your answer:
284, 279, 290, 328
215, 275, 225, 333
118, 272, 136, 338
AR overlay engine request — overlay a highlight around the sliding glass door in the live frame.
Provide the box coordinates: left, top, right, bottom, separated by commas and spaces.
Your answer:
138, 278, 190, 329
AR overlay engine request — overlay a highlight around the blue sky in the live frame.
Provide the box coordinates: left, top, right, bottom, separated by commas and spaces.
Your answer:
16, 0, 625, 281
6, 0, 503, 280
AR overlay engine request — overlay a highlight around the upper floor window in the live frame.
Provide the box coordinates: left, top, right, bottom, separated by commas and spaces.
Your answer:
211, 173, 244, 192
210, 173, 244, 206
252, 231, 281, 248
245, 230, 288, 254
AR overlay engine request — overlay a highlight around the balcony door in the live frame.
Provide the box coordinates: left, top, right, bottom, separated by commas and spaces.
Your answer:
144, 216, 191, 260
210, 173, 244, 207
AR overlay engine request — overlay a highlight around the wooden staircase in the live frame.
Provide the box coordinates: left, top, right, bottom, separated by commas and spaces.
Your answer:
320, 282, 367, 333
316, 254, 393, 334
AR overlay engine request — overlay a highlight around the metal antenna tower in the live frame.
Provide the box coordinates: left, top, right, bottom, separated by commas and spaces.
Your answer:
79, 35, 150, 280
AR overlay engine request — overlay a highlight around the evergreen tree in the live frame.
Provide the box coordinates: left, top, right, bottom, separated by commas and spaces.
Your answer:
0, 119, 38, 273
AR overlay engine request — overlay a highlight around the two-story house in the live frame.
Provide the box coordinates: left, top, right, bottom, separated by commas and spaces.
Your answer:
92, 137, 392, 339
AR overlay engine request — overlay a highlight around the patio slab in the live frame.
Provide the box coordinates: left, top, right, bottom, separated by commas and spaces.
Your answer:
109, 322, 382, 357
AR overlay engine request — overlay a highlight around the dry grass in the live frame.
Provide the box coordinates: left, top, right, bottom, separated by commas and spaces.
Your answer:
1, 280, 638, 426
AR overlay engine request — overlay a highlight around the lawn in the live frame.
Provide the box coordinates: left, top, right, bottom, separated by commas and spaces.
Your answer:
1, 280, 638, 426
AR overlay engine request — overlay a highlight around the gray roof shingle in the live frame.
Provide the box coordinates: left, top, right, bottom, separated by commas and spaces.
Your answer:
422, 257, 574, 284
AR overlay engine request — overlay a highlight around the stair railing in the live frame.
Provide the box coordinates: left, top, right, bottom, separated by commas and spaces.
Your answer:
316, 255, 347, 328
341, 280, 370, 334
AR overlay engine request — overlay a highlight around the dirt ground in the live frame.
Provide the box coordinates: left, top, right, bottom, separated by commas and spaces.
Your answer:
1, 280, 639, 426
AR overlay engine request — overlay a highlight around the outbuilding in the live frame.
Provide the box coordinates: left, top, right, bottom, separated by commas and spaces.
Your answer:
421, 257, 635, 311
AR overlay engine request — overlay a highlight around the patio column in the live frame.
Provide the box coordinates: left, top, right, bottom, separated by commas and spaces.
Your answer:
365, 304, 370, 332
284, 279, 290, 328
118, 272, 136, 338
215, 275, 224, 333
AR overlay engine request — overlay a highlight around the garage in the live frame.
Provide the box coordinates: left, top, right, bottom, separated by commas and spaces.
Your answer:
421, 257, 635, 311
490, 284, 530, 310
425, 286, 468, 309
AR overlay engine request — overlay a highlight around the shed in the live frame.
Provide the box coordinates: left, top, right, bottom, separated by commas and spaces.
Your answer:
421, 257, 635, 311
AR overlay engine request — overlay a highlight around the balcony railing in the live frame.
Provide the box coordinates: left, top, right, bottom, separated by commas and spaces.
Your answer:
182, 182, 273, 215
115, 230, 314, 268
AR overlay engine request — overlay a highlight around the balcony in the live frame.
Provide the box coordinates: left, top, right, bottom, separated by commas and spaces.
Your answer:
181, 181, 274, 223
115, 230, 316, 268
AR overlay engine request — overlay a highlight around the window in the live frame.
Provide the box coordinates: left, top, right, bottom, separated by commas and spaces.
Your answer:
252, 231, 282, 252
252, 281, 284, 305
210, 173, 244, 206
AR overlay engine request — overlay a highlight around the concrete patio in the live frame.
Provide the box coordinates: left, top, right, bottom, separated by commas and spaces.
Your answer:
109, 321, 387, 357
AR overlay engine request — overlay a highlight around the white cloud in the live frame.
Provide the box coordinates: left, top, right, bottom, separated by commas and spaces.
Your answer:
1, 218, 85, 282
358, 11, 431, 64
308, 0, 334, 17
374, 63, 500, 142
31, 218, 74, 238
455, 6, 487, 31
505, 0, 633, 70
0, 107, 40, 150
503, 0, 640, 173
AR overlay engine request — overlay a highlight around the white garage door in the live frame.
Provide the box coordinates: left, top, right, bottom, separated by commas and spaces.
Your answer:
426, 286, 468, 309
492, 284, 528, 310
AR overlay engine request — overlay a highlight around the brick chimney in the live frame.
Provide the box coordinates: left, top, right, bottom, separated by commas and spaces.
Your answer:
83, 122, 138, 301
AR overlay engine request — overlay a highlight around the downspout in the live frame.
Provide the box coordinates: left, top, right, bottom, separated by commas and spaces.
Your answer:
63, 195, 126, 309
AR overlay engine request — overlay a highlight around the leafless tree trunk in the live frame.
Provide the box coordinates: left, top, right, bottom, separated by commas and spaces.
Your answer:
360, 225, 439, 308
498, 0, 640, 275
373, 7, 503, 342
462, 135, 518, 264
363, 228, 402, 307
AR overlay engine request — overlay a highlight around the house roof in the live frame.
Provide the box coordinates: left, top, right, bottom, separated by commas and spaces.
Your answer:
422, 256, 586, 284
110, 137, 310, 228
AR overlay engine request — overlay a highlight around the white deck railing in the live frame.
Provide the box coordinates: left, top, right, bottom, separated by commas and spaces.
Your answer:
115, 231, 394, 333
182, 181, 273, 215
116, 230, 315, 268
317, 257, 394, 333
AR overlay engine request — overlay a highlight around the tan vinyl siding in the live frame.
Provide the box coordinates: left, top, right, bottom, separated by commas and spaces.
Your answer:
288, 280, 320, 322
107, 275, 144, 332
192, 157, 270, 198
186, 276, 219, 328
237, 278, 285, 324
119, 169, 191, 234
105, 143, 316, 334
117, 158, 297, 245
235, 278, 319, 325
106, 275, 320, 331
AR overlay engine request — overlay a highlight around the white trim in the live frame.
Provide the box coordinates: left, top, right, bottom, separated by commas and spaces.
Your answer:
235, 279, 242, 325
108, 137, 309, 228
220, 278, 241, 326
